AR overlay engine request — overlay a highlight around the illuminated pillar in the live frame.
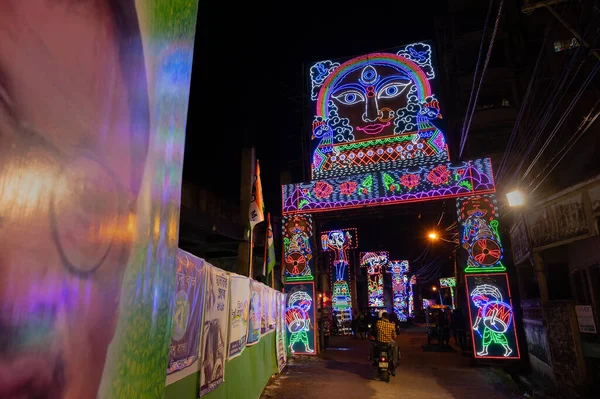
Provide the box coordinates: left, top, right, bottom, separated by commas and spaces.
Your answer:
321, 228, 358, 335
282, 214, 317, 355
360, 252, 389, 308
457, 194, 521, 360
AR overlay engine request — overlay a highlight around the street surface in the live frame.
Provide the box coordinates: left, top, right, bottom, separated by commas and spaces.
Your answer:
262, 327, 522, 399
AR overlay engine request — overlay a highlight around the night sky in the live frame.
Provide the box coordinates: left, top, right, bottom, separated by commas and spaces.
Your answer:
183, 4, 456, 267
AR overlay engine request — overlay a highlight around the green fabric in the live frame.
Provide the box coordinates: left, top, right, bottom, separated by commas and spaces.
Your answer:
165, 331, 278, 399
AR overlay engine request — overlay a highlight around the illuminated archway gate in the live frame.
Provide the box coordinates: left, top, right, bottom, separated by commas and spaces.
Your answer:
281, 42, 519, 360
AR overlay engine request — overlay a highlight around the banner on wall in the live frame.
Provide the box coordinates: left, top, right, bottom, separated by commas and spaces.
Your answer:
269, 289, 277, 331
284, 282, 317, 355
276, 292, 287, 372
261, 285, 269, 335
199, 265, 230, 396
168, 251, 206, 374
228, 275, 250, 360
247, 280, 262, 345
0, 2, 199, 398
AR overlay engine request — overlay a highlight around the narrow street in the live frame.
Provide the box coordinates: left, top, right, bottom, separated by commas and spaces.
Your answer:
262, 327, 523, 399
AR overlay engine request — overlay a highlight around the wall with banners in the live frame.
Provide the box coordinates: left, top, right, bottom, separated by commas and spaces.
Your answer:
166, 250, 286, 399
0, 2, 198, 398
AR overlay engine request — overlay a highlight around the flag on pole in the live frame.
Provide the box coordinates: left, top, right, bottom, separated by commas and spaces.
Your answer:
263, 213, 276, 277
249, 159, 264, 228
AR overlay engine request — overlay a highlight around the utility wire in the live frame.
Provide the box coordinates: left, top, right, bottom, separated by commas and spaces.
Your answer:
529, 99, 600, 194
496, 22, 551, 180
521, 60, 600, 182
458, 0, 495, 156
459, 0, 505, 158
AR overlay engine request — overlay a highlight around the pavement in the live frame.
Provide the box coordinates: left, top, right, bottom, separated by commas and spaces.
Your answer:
261, 327, 524, 399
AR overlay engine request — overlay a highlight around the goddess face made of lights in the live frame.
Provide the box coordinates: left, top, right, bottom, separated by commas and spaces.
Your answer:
329, 64, 412, 139
313, 52, 443, 143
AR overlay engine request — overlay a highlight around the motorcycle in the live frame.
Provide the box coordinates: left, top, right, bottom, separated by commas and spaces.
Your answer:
368, 336, 394, 382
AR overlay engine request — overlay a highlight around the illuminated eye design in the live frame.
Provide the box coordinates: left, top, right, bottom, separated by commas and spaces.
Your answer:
332, 90, 365, 105
378, 81, 410, 100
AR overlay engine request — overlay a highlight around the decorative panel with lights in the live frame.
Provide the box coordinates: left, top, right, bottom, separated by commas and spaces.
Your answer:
284, 282, 317, 355
456, 194, 506, 273
388, 260, 411, 321
282, 158, 495, 215
465, 274, 520, 360
308, 42, 449, 180
282, 214, 315, 282
360, 252, 389, 308
321, 228, 358, 335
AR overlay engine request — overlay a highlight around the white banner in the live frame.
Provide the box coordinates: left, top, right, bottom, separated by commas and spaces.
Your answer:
247, 280, 262, 345
261, 284, 269, 335
227, 275, 250, 360
268, 288, 277, 332
276, 292, 287, 372
199, 265, 230, 396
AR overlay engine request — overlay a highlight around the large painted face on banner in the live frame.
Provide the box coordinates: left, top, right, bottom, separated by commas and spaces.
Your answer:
0, 2, 148, 398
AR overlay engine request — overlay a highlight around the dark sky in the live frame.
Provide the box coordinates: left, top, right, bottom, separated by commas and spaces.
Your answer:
183, 3, 451, 214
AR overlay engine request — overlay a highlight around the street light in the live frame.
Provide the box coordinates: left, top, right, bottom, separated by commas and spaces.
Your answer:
507, 189, 525, 207
428, 232, 438, 240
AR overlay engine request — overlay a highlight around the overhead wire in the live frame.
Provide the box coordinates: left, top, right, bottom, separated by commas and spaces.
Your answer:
496, 21, 552, 180
459, 0, 505, 158
458, 0, 495, 157
529, 98, 600, 194
503, 4, 599, 187
521, 58, 600, 182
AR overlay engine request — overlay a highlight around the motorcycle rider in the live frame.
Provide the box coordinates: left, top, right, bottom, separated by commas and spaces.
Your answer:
376, 312, 398, 376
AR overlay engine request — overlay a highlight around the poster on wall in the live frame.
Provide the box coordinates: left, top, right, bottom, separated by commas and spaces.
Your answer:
199, 265, 230, 396
269, 288, 277, 331
261, 285, 270, 334
228, 275, 250, 360
465, 273, 520, 359
247, 280, 262, 345
276, 292, 287, 372
284, 282, 317, 355
0, 2, 199, 398
168, 251, 206, 374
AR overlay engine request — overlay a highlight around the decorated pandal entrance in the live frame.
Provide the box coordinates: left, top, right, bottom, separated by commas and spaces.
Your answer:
281, 41, 520, 361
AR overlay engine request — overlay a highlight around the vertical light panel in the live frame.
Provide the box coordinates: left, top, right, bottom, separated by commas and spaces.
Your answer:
456, 194, 507, 273
389, 260, 410, 321
282, 214, 315, 282
321, 228, 358, 335
465, 273, 521, 360
284, 282, 317, 355
360, 252, 389, 308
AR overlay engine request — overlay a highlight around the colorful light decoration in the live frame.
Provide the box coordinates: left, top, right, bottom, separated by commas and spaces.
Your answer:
465, 274, 520, 359
321, 228, 358, 335
439, 277, 456, 308
388, 260, 410, 321
360, 252, 388, 308
409, 275, 416, 316
456, 195, 506, 273
308, 42, 447, 180
282, 158, 495, 215
282, 214, 315, 282
284, 283, 317, 355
